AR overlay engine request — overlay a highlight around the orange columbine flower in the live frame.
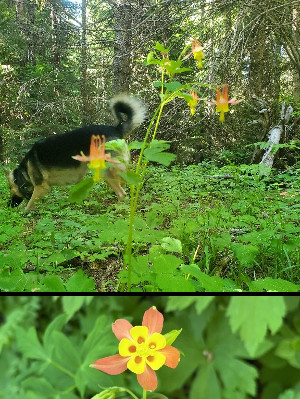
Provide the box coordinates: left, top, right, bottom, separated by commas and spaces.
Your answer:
73, 135, 119, 182
187, 90, 200, 115
208, 84, 241, 122
90, 306, 181, 392
191, 39, 204, 69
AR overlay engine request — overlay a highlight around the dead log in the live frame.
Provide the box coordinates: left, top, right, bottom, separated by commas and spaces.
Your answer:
258, 102, 293, 174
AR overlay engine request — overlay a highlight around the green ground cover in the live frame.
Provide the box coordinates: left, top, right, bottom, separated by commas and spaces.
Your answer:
0, 162, 299, 292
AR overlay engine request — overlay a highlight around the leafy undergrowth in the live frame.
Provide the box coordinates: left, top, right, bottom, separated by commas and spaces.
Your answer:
0, 162, 300, 292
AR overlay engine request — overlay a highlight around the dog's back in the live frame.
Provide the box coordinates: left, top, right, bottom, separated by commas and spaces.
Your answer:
33, 124, 122, 169
6, 94, 146, 212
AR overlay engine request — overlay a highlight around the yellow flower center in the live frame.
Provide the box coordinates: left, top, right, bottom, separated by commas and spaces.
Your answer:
119, 326, 166, 374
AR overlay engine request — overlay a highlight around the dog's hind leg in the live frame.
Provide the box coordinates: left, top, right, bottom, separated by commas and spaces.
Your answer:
25, 184, 51, 212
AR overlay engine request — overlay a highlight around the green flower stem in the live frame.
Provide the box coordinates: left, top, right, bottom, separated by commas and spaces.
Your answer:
125, 99, 166, 292
118, 387, 140, 399
142, 389, 147, 399
177, 43, 190, 61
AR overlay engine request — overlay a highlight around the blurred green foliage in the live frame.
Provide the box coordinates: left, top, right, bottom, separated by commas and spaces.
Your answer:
0, 296, 300, 399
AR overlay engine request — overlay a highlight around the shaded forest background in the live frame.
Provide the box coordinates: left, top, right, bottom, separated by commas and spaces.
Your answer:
0, 0, 299, 167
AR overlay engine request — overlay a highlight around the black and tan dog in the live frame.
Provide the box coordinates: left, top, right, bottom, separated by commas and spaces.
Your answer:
6, 94, 146, 212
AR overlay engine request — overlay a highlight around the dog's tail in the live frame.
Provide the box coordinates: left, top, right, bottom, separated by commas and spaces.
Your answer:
110, 94, 147, 136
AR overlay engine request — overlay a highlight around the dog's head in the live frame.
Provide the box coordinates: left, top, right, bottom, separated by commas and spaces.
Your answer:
5, 169, 24, 207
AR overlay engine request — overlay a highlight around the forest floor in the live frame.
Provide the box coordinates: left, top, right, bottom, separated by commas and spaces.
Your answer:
0, 162, 300, 292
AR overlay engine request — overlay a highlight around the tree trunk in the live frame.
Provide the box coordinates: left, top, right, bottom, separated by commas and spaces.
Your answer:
112, 0, 133, 93
51, 4, 61, 68
292, 6, 300, 102
81, 0, 89, 125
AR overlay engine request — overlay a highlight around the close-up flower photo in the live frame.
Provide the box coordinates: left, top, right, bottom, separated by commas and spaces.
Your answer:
0, 296, 299, 399
91, 306, 181, 392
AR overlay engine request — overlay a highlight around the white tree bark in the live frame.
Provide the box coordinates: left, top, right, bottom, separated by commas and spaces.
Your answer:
260, 125, 282, 168
259, 103, 293, 173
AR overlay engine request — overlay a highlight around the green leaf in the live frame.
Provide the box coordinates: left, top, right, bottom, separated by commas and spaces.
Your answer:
181, 265, 238, 292
16, 326, 48, 361
160, 59, 191, 75
42, 275, 66, 292
43, 313, 68, 357
165, 81, 183, 92
153, 81, 164, 88
144, 144, 176, 166
249, 278, 300, 292
63, 296, 87, 319
128, 140, 144, 149
166, 296, 198, 311
65, 270, 96, 292
81, 315, 111, 358
166, 296, 214, 313
146, 52, 161, 65
218, 357, 257, 395
21, 377, 56, 397
52, 330, 80, 370
194, 297, 215, 314
161, 237, 182, 253
0, 268, 27, 291
105, 139, 127, 153
279, 390, 300, 399
191, 363, 221, 399
69, 177, 94, 203
154, 42, 170, 53
227, 296, 286, 356
205, 312, 258, 398
231, 242, 259, 267
276, 336, 300, 368
164, 328, 182, 345
118, 170, 141, 185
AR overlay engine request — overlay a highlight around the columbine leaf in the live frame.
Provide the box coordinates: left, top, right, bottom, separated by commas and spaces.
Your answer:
128, 140, 144, 150
165, 82, 183, 92
69, 177, 94, 203
144, 151, 176, 166
227, 296, 286, 356
154, 42, 170, 53
146, 52, 162, 65
153, 81, 164, 88
118, 170, 141, 185
105, 139, 127, 153
144, 141, 176, 166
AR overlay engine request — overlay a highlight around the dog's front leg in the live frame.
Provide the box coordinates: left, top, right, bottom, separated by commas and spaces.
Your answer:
25, 184, 51, 213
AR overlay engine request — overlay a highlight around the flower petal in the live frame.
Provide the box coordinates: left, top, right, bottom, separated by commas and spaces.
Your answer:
130, 326, 149, 343
119, 338, 136, 357
90, 354, 129, 375
112, 319, 133, 340
146, 351, 166, 370
127, 355, 146, 374
72, 154, 90, 162
159, 345, 180, 368
147, 332, 166, 350
142, 306, 164, 335
137, 364, 158, 391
